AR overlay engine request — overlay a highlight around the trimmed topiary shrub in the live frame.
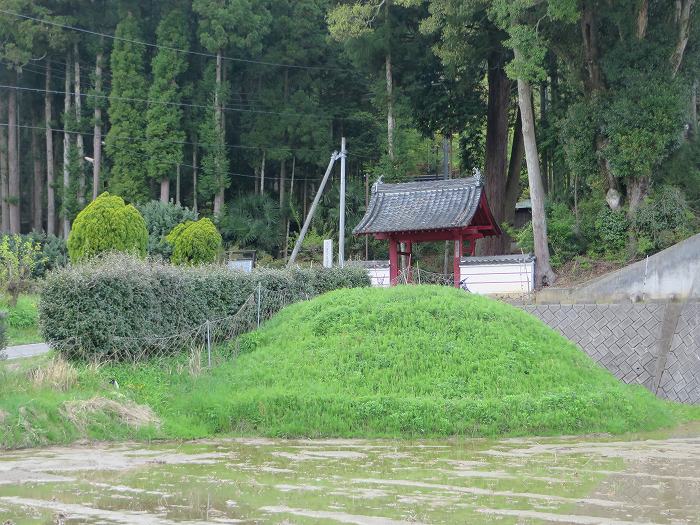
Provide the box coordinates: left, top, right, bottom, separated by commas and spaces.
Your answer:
39, 253, 370, 360
166, 218, 222, 265
67, 192, 148, 263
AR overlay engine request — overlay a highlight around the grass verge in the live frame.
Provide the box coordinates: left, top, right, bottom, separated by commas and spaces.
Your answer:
2, 286, 699, 448
0, 294, 42, 345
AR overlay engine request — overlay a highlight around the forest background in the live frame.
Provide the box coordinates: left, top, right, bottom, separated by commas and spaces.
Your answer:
0, 0, 698, 282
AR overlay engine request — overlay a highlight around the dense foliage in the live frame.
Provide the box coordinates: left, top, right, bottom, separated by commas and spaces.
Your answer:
39, 253, 370, 360
67, 193, 148, 262
136, 201, 197, 259
166, 218, 222, 265
0, 1, 698, 275
0, 235, 43, 306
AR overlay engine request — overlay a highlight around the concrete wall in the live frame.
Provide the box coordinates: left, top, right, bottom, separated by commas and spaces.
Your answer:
536, 233, 700, 303
519, 302, 699, 403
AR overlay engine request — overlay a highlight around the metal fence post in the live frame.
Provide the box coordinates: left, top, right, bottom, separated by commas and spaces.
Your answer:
257, 282, 262, 328
206, 320, 211, 368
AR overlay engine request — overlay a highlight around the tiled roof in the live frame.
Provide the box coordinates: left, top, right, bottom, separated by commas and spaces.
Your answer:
353, 177, 484, 235
460, 253, 535, 265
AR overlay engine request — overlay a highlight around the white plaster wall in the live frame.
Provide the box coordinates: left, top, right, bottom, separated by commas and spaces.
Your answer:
459, 262, 534, 295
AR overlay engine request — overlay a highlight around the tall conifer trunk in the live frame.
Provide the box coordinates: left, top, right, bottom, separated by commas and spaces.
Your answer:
92, 46, 103, 200
32, 124, 43, 231
514, 48, 555, 287
192, 144, 198, 213
45, 63, 56, 234
385, 0, 395, 162
8, 78, 20, 234
160, 177, 169, 203
0, 94, 9, 233
63, 57, 72, 238
74, 43, 85, 206
213, 49, 225, 215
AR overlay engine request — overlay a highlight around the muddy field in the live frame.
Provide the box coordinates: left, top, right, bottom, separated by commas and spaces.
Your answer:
1, 425, 700, 524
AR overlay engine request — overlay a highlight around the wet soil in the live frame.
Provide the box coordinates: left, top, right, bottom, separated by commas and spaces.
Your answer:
1, 424, 699, 524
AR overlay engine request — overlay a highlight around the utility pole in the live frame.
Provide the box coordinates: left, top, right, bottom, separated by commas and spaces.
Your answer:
338, 137, 347, 268
287, 151, 340, 266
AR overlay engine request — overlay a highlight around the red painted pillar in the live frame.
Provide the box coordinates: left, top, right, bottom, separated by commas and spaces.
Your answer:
406, 241, 413, 283
453, 237, 463, 288
389, 237, 399, 286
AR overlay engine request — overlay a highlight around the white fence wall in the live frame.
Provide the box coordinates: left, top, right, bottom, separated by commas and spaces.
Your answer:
459, 261, 534, 295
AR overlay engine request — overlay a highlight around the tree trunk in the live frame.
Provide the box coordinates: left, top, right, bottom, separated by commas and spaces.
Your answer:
260, 150, 266, 194
279, 159, 286, 208
627, 176, 649, 218
385, 52, 395, 162
213, 49, 224, 216
284, 156, 295, 261
382, 0, 395, 162
581, 3, 605, 93
8, 81, 20, 234
637, 0, 649, 39
160, 177, 169, 203
692, 79, 698, 137
477, 54, 511, 256
671, 0, 695, 76
0, 94, 9, 233
92, 47, 103, 200
45, 63, 56, 234
175, 163, 181, 205
192, 144, 198, 213
514, 51, 556, 288
32, 125, 43, 231
74, 42, 85, 207
63, 57, 72, 238
504, 109, 525, 229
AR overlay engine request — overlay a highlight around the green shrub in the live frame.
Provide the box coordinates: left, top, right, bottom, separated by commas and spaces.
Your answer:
166, 218, 222, 265
633, 186, 695, 255
67, 192, 148, 262
0, 235, 44, 306
592, 207, 629, 259
39, 253, 370, 360
0, 233, 68, 279
136, 200, 197, 259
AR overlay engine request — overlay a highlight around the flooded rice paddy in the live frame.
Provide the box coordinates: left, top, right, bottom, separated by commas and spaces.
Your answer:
1, 425, 700, 524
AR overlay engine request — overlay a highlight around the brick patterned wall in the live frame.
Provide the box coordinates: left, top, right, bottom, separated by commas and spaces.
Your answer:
519, 303, 699, 403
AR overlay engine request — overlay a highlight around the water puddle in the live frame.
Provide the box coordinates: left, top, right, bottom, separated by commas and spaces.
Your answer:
1, 425, 699, 524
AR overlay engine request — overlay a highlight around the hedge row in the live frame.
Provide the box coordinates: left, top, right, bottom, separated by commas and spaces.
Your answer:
39, 253, 369, 359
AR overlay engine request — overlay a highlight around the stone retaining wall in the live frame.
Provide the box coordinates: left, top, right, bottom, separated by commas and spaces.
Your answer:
519, 302, 699, 403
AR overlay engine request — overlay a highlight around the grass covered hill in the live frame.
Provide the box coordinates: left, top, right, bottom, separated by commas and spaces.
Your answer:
3, 286, 698, 449
172, 286, 696, 437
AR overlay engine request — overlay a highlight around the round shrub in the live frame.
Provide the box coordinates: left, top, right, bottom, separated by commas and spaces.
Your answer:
166, 218, 222, 265
67, 192, 148, 262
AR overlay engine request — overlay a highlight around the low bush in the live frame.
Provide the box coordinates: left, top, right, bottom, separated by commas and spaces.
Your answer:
39, 253, 370, 360
67, 192, 148, 262
167, 218, 222, 265
137, 200, 197, 259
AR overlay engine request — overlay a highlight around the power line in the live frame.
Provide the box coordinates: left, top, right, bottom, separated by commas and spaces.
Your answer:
0, 122, 373, 165
0, 9, 355, 73
0, 122, 361, 185
0, 82, 370, 123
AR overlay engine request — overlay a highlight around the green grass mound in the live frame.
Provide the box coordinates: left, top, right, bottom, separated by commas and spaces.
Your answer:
173, 286, 689, 438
